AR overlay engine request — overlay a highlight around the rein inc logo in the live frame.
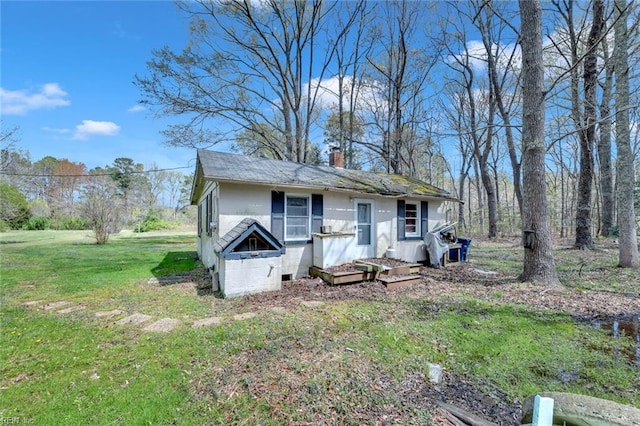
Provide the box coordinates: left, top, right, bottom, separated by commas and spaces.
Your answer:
0, 416, 34, 424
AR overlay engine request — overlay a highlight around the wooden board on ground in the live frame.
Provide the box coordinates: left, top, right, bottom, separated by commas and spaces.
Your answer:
309, 266, 377, 285
378, 275, 422, 289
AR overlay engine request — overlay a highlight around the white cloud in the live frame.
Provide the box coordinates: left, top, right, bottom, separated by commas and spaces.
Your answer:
42, 126, 71, 134
448, 40, 521, 74
0, 82, 71, 115
112, 21, 141, 42
127, 105, 145, 113
72, 120, 120, 140
308, 75, 381, 111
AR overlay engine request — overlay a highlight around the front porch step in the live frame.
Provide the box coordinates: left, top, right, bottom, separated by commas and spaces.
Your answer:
309, 266, 377, 285
378, 274, 422, 290
354, 260, 421, 275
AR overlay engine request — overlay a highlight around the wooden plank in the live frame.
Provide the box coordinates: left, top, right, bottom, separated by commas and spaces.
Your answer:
331, 273, 364, 285
353, 263, 376, 272
353, 260, 386, 272
309, 266, 375, 285
434, 401, 498, 426
379, 275, 421, 289
385, 265, 411, 276
407, 263, 421, 274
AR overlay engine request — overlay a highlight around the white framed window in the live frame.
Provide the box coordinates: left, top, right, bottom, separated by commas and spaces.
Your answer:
285, 195, 310, 240
405, 202, 419, 237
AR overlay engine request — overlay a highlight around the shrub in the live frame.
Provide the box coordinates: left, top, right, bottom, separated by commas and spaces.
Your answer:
61, 217, 87, 230
134, 213, 178, 233
23, 216, 51, 231
0, 220, 10, 232
0, 183, 30, 229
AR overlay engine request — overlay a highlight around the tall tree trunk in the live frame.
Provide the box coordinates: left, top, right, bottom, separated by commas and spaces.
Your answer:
519, 0, 561, 285
458, 172, 467, 228
483, 17, 523, 220
560, 139, 567, 238
598, 31, 615, 237
614, 0, 639, 268
480, 166, 498, 238
473, 157, 485, 233
575, 0, 604, 249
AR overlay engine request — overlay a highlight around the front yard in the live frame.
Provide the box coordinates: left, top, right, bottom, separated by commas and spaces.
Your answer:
1, 231, 638, 425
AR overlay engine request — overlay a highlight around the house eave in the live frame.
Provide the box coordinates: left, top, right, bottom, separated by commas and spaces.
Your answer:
199, 176, 461, 203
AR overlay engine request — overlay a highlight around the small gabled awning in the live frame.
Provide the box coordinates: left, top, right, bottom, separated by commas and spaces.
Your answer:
214, 218, 285, 260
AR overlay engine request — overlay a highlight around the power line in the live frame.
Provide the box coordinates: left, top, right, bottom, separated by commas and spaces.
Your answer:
0, 165, 193, 178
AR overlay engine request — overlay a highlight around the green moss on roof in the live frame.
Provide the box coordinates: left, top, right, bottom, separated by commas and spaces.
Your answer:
383, 173, 442, 195
194, 150, 456, 201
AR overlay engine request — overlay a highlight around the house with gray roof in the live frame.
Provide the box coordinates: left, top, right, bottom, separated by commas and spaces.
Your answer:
190, 149, 457, 297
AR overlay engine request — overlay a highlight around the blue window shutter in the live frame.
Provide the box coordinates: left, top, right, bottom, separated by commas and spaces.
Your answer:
271, 191, 285, 241
397, 200, 406, 241
206, 193, 213, 236
311, 194, 323, 234
421, 201, 429, 236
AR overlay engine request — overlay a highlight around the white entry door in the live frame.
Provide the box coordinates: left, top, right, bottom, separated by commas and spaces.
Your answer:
354, 199, 374, 258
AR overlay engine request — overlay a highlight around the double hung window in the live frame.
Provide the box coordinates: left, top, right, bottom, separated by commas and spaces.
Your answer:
285, 195, 310, 240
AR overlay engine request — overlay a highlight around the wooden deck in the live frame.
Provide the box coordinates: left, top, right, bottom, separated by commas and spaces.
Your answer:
309, 259, 423, 288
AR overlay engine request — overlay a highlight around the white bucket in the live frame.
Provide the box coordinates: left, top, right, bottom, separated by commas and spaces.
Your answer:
386, 248, 396, 259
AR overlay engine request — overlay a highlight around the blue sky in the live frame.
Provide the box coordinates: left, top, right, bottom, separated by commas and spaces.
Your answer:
1, 1, 196, 171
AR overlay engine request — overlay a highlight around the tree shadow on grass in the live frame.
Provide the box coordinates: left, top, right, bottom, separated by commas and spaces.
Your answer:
151, 250, 198, 278
150, 251, 220, 297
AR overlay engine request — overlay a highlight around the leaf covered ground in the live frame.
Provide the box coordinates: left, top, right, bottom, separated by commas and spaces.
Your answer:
187, 237, 639, 425
2, 232, 638, 425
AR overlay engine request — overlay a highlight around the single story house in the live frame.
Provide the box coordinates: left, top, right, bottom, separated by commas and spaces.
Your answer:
190, 149, 459, 297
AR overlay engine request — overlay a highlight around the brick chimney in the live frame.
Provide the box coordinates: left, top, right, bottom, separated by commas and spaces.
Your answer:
329, 147, 344, 168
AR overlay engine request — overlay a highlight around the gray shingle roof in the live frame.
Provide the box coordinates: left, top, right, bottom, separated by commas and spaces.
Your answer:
192, 149, 457, 203
213, 218, 258, 253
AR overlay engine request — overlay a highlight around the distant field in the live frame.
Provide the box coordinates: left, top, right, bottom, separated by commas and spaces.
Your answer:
1, 230, 638, 425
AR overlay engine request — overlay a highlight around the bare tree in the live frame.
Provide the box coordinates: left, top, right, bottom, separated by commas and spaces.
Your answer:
324, 0, 373, 168
361, 0, 438, 176
442, 10, 499, 238
440, 86, 474, 229
0, 123, 20, 172
576, 0, 604, 249
598, 13, 615, 237
519, 0, 561, 285
137, 0, 359, 163
474, 0, 524, 223
81, 176, 123, 244
614, 0, 639, 268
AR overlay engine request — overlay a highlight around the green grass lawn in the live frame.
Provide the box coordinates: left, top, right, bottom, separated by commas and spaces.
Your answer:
1, 230, 638, 424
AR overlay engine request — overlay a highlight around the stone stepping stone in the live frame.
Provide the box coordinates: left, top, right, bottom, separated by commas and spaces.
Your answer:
95, 309, 124, 318
300, 300, 325, 308
57, 305, 85, 314
142, 318, 181, 332
42, 301, 72, 311
270, 306, 288, 313
114, 313, 152, 325
233, 312, 257, 321
192, 317, 221, 328
22, 300, 44, 307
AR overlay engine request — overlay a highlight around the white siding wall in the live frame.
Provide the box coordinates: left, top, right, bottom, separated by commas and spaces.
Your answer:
218, 182, 312, 279
198, 180, 449, 279
382, 198, 449, 263
220, 257, 282, 297
375, 199, 395, 257
218, 183, 271, 234
196, 181, 219, 272
429, 201, 449, 232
